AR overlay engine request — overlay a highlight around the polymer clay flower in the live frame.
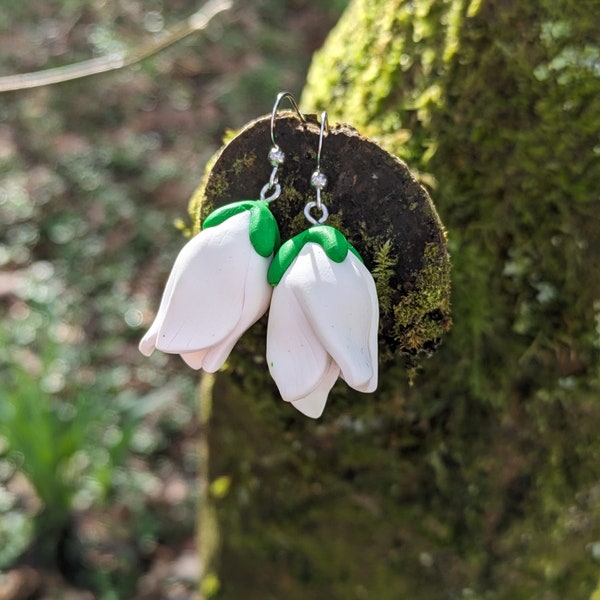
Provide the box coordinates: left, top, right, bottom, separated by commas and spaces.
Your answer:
267, 225, 379, 418
139, 201, 279, 372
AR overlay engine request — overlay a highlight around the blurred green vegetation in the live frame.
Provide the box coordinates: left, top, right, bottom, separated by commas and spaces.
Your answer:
0, 0, 346, 596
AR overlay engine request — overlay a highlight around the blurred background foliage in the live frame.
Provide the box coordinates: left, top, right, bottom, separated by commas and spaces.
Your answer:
1, 0, 600, 599
0, 0, 346, 597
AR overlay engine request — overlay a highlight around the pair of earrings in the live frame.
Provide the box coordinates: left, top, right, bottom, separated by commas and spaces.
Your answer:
139, 92, 379, 418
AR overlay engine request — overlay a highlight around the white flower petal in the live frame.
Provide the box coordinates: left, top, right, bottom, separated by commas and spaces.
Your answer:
267, 276, 331, 402
140, 209, 274, 372
152, 211, 268, 354
291, 359, 340, 419
139, 253, 179, 356
139, 325, 158, 357
180, 348, 210, 370
287, 244, 378, 392
182, 257, 272, 370
199, 248, 273, 372
154, 213, 248, 353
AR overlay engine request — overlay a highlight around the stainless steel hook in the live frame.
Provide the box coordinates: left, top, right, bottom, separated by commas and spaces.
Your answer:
305, 110, 329, 224
260, 91, 307, 203
269, 91, 307, 148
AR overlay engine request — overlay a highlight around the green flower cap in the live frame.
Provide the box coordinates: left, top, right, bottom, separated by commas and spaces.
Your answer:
268, 225, 364, 286
202, 200, 280, 258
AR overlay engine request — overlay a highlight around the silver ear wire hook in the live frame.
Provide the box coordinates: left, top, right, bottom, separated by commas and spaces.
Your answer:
260, 91, 307, 203
270, 91, 306, 148
304, 111, 329, 225
314, 110, 328, 173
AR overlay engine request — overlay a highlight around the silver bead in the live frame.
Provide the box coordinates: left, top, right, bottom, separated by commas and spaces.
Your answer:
311, 170, 328, 190
268, 146, 285, 166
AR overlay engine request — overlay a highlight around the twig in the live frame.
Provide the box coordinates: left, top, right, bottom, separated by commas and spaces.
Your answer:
0, 0, 233, 92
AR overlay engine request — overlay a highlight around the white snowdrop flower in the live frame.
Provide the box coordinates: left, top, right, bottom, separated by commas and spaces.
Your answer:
139, 201, 279, 372
267, 225, 379, 418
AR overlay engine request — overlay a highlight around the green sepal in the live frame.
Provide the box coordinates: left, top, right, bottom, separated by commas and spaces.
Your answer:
202, 200, 280, 258
268, 225, 364, 286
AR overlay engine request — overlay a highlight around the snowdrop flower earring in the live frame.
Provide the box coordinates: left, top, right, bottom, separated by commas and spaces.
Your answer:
266, 112, 379, 418
139, 92, 306, 371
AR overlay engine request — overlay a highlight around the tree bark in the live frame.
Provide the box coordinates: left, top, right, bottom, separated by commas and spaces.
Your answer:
189, 0, 600, 598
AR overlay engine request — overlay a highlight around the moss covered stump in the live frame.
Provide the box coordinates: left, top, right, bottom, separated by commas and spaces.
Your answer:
187, 0, 600, 598
189, 113, 451, 364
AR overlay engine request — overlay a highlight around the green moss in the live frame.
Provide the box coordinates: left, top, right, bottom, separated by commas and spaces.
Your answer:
188, 147, 262, 236
392, 241, 451, 352
208, 0, 600, 598
184, 2, 600, 597
370, 239, 396, 316
302, 0, 468, 163
230, 152, 257, 177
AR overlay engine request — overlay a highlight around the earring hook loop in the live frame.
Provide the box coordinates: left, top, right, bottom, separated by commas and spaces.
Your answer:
305, 110, 329, 224
269, 91, 307, 148
315, 110, 329, 171
261, 91, 306, 203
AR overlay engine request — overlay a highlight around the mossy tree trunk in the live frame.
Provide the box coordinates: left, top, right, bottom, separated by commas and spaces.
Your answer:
205, 1, 600, 598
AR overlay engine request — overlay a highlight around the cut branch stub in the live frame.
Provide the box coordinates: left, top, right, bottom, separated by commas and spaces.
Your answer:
189, 114, 452, 363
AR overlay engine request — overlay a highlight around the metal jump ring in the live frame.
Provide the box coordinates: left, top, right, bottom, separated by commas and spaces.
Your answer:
304, 200, 329, 225
260, 182, 281, 203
